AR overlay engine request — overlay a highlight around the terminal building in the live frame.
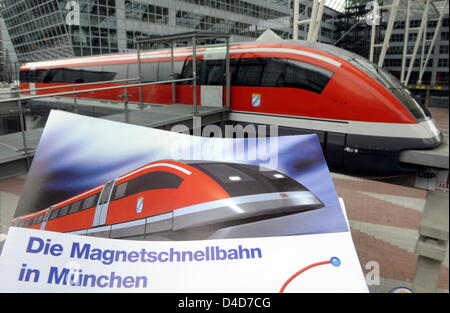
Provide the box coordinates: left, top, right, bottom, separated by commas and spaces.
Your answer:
0, 1, 448, 97
0, 0, 343, 62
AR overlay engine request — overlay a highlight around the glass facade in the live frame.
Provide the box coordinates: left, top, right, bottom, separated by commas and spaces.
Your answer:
0, 0, 73, 61
0, 0, 298, 62
63, 0, 119, 57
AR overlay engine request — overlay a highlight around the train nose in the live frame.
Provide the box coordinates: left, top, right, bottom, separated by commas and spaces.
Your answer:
416, 118, 444, 149
428, 118, 444, 146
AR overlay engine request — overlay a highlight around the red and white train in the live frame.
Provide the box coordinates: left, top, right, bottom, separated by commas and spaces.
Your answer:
11, 160, 324, 239
19, 38, 443, 175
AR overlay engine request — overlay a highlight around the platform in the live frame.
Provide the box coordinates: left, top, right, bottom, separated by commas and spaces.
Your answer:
0, 128, 42, 178
400, 136, 449, 170
0, 103, 228, 177
103, 104, 228, 130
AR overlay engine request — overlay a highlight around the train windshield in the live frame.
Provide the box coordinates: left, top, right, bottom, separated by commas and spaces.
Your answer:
190, 163, 307, 197
349, 57, 431, 121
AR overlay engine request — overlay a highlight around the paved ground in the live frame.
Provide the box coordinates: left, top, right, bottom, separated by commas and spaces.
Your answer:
1, 171, 447, 292
0, 107, 448, 293
332, 172, 448, 293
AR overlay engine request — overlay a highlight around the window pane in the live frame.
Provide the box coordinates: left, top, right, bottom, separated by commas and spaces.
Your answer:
58, 205, 70, 218
112, 182, 128, 200
195, 164, 255, 184
235, 58, 264, 86
30, 69, 48, 83
203, 59, 224, 85
125, 171, 183, 197
99, 181, 115, 205
81, 66, 109, 83
20, 70, 30, 82
261, 58, 286, 87
36, 215, 45, 225
285, 59, 333, 94
68, 200, 83, 215
49, 209, 59, 220
82, 194, 99, 210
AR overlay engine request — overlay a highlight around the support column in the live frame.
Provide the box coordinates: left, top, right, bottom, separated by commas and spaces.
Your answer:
413, 191, 449, 293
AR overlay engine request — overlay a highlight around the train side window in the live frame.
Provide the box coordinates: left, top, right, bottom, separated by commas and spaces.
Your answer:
234, 58, 265, 86
112, 182, 128, 200
261, 58, 286, 87
30, 70, 48, 83
81, 194, 99, 210
49, 209, 59, 220
125, 171, 183, 197
35, 216, 42, 225
61, 68, 84, 83
42, 69, 56, 83
20, 71, 30, 82
50, 69, 65, 83
68, 200, 83, 215
35, 215, 43, 225
180, 60, 193, 84
203, 59, 224, 85
284, 59, 334, 94
99, 181, 115, 205
80, 66, 107, 83
58, 205, 71, 218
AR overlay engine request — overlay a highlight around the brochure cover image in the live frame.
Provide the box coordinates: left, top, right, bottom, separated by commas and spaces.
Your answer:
0, 110, 368, 292
11, 110, 349, 240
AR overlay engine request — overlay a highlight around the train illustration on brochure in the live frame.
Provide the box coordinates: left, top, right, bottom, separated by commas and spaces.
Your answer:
12, 160, 325, 240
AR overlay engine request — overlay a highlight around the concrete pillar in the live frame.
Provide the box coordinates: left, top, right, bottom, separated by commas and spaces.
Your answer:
412, 191, 449, 293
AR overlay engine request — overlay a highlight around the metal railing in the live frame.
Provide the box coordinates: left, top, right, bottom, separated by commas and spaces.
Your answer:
0, 78, 194, 104
0, 77, 195, 170
0, 78, 141, 96
136, 31, 231, 114
1, 31, 232, 172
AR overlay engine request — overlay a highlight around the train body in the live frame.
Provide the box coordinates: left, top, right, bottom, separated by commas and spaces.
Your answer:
19, 39, 443, 175
11, 160, 324, 239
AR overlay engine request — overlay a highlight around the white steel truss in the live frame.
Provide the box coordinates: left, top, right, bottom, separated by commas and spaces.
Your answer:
402, 0, 449, 85
293, 0, 327, 41
369, 0, 401, 66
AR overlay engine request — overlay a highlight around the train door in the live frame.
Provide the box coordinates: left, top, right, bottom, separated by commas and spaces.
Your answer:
29, 66, 36, 95
40, 207, 53, 230
201, 50, 225, 108
93, 180, 116, 227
